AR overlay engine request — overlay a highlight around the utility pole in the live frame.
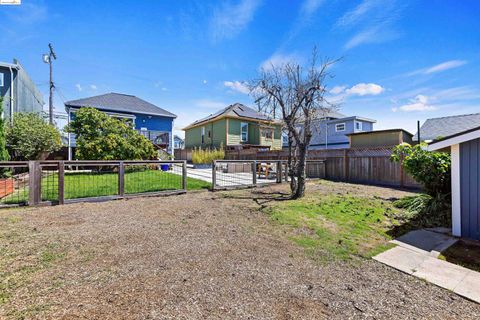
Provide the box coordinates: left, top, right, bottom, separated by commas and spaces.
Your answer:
43, 43, 57, 125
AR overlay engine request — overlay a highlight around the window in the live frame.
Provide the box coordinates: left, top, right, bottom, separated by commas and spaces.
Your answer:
355, 121, 362, 131
335, 123, 346, 132
201, 127, 205, 144
0, 73, 3, 87
262, 128, 273, 140
240, 122, 248, 142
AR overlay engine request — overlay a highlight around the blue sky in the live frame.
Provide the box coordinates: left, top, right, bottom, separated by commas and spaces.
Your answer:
1, 0, 479, 137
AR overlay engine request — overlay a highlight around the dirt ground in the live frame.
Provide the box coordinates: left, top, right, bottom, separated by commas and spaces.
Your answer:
1, 181, 479, 319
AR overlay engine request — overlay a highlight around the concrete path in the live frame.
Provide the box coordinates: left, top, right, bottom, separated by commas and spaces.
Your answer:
374, 230, 480, 303
183, 167, 278, 187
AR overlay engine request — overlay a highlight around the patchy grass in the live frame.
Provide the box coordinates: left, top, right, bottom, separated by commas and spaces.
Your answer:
264, 193, 407, 261
2, 170, 211, 204
439, 240, 480, 272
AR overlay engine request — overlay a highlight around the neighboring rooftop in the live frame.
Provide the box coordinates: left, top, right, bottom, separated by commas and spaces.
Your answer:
65, 93, 176, 118
184, 103, 272, 129
414, 113, 480, 141
347, 128, 413, 136
316, 110, 346, 119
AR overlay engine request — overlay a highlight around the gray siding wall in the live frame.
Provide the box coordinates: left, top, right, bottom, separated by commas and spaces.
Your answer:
460, 138, 480, 240
309, 118, 374, 149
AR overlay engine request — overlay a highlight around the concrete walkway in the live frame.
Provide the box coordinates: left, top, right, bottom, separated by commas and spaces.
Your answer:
374, 229, 480, 303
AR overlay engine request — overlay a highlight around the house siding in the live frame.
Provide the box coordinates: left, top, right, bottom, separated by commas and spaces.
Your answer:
184, 119, 227, 149
309, 118, 374, 150
460, 138, 480, 240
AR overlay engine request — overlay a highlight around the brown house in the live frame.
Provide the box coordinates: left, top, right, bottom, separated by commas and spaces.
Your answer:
347, 129, 413, 148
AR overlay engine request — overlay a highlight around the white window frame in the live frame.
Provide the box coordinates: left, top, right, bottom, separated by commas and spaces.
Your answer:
0, 73, 4, 87
355, 121, 362, 131
201, 127, 205, 144
240, 122, 248, 142
335, 123, 346, 132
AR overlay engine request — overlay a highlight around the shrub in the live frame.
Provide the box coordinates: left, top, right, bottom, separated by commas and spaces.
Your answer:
191, 146, 225, 164
393, 193, 451, 227
67, 107, 157, 160
6, 112, 61, 160
391, 143, 451, 196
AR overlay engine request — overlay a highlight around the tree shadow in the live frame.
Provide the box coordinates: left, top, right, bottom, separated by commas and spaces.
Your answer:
221, 189, 293, 209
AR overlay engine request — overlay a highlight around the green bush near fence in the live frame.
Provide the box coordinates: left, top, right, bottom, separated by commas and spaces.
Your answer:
2, 169, 211, 204
192, 146, 225, 164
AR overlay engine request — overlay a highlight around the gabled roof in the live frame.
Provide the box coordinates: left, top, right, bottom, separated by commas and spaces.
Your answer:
414, 113, 480, 141
65, 93, 176, 118
428, 125, 480, 151
184, 103, 273, 129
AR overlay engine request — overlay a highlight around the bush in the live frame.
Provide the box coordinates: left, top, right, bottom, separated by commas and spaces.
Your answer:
391, 143, 450, 196
67, 107, 157, 160
393, 193, 451, 227
6, 112, 61, 160
192, 146, 225, 164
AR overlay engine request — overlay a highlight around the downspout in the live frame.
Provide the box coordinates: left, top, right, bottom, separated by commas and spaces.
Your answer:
8, 66, 14, 125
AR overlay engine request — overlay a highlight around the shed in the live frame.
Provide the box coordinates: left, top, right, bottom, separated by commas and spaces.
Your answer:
428, 126, 480, 240
347, 129, 413, 148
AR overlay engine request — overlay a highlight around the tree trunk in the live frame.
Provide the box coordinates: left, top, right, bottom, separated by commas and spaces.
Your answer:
287, 131, 297, 194
292, 144, 307, 199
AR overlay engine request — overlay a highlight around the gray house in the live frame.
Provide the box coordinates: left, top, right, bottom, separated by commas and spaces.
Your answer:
428, 126, 480, 240
414, 113, 480, 142
308, 111, 376, 149
0, 59, 44, 123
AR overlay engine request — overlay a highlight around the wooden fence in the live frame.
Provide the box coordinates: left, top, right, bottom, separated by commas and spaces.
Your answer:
224, 147, 420, 189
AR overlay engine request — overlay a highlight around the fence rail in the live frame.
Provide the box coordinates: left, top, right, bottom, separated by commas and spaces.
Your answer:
0, 160, 187, 207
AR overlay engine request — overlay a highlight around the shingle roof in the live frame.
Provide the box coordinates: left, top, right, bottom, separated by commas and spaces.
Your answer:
65, 93, 176, 118
185, 103, 271, 128
414, 113, 480, 141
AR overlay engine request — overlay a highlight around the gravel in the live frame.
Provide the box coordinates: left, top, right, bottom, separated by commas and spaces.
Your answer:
0, 182, 479, 319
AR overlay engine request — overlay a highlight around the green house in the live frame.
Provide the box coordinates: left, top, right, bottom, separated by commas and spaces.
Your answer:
183, 103, 282, 150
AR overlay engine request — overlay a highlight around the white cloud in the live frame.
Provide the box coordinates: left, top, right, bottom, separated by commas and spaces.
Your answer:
161, 87, 168, 91
203, 80, 208, 84
194, 99, 227, 109
398, 95, 436, 112
259, 53, 300, 71
210, 0, 262, 42
330, 85, 347, 95
75, 84, 82, 92
224, 81, 250, 95
300, 0, 325, 16
345, 83, 384, 96
407, 60, 468, 76
90, 84, 97, 90
336, 0, 381, 28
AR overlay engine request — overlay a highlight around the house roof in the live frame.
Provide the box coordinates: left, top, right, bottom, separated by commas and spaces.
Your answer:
346, 128, 413, 136
183, 103, 273, 129
65, 93, 177, 118
414, 112, 480, 141
428, 125, 480, 151
316, 110, 346, 119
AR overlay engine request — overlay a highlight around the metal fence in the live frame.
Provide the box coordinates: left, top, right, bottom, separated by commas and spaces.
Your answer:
212, 160, 325, 190
0, 160, 187, 207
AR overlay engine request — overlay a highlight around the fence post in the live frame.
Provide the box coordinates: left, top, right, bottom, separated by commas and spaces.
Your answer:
252, 160, 257, 186
399, 154, 405, 188
182, 160, 187, 191
343, 149, 349, 181
118, 161, 125, 197
277, 160, 282, 183
58, 161, 65, 205
212, 160, 217, 190
28, 161, 41, 206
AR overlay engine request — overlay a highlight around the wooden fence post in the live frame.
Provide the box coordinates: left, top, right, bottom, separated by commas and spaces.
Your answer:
277, 160, 282, 183
58, 161, 65, 205
28, 161, 41, 206
343, 149, 349, 181
118, 161, 125, 197
212, 160, 217, 190
399, 154, 405, 188
182, 160, 187, 190
252, 160, 257, 186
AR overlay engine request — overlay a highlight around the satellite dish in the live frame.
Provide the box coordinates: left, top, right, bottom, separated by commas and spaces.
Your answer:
42, 54, 50, 64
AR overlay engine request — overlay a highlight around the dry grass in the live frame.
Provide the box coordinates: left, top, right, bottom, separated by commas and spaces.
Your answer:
0, 181, 479, 319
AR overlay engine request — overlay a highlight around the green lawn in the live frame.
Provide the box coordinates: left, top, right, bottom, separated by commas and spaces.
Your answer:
264, 193, 405, 261
2, 170, 210, 204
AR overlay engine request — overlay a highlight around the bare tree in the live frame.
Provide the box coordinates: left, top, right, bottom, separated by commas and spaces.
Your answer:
251, 49, 338, 199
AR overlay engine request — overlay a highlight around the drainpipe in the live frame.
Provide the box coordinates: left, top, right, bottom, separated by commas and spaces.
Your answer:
8, 66, 14, 125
